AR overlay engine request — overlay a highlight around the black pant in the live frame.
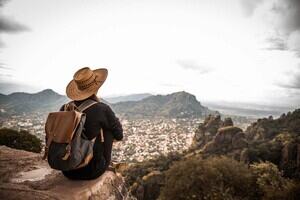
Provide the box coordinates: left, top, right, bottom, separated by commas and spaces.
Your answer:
62, 155, 106, 180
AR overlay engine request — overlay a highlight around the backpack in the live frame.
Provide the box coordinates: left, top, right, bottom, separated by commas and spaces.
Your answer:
43, 99, 104, 171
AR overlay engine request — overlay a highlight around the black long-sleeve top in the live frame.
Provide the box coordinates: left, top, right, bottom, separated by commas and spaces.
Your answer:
61, 98, 123, 180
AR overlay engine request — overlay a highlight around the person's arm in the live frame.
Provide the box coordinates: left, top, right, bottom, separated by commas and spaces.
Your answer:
106, 105, 123, 141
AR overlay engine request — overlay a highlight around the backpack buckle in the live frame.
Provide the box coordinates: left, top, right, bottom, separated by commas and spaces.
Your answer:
62, 144, 71, 160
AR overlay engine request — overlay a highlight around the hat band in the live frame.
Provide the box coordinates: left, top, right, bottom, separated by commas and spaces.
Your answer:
75, 73, 95, 84
75, 74, 98, 90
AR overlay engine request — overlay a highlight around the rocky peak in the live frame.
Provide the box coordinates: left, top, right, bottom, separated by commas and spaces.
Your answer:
169, 91, 198, 102
194, 109, 300, 179
202, 126, 247, 154
191, 114, 227, 149
245, 109, 300, 141
222, 117, 233, 127
113, 91, 214, 118
38, 89, 60, 96
191, 114, 248, 158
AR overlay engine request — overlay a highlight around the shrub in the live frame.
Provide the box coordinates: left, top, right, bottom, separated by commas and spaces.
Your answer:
247, 141, 282, 165
119, 151, 182, 200
160, 156, 260, 200
250, 162, 300, 200
122, 151, 182, 186
0, 128, 42, 153
251, 162, 287, 192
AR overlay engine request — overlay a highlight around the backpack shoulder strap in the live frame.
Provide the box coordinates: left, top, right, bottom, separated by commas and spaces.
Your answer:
77, 99, 98, 112
64, 101, 75, 111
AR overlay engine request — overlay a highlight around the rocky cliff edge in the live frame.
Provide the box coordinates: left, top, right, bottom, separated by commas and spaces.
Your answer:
0, 145, 128, 200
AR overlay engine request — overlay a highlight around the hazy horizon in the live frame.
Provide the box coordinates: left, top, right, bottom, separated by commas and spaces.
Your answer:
1, 0, 300, 107
0, 87, 296, 113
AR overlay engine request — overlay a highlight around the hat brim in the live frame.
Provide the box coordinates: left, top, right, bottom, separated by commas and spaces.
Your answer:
66, 68, 108, 101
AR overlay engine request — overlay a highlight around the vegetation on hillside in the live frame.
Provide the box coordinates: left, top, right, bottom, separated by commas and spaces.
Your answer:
160, 156, 300, 200
112, 91, 213, 118
120, 109, 300, 200
0, 128, 42, 153
0, 89, 68, 114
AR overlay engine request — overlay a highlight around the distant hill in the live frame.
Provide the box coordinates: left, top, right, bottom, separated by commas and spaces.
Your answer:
105, 93, 152, 104
112, 91, 215, 118
0, 89, 68, 115
203, 101, 293, 118
0, 89, 215, 118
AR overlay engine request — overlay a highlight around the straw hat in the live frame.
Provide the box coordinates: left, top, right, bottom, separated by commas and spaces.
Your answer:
66, 67, 108, 101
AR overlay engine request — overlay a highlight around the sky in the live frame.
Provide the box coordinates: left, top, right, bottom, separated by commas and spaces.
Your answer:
0, 0, 299, 107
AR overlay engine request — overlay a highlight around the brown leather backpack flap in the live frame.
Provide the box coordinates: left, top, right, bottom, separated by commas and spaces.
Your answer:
45, 111, 82, 143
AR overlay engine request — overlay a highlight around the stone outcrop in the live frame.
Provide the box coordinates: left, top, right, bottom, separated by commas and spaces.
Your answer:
280, 141, 300, 178
222, 117, 233, 127
245, 109, 300, 141
191, 114, 247, 155
0, 146, 129, 200
191, 114, 223, 149
202, 126, 247, 154
130, 171, 164, 200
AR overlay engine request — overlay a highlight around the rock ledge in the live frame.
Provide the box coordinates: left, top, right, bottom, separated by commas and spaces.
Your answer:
0, 146, 128, 200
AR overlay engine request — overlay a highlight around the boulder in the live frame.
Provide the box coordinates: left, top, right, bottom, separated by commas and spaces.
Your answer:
202, 126, 247, 154
214, 126, 243, 144
131, 170, 164, 200
222, 117, 233, 127
0, 146, 128, 200
191, 114, 224, 149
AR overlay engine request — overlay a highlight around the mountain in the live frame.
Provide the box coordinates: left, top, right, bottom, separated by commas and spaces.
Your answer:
112, 91, 214, 118
0, 89, 214, 118
105, 93, 152, 104
0, 89, 68, 115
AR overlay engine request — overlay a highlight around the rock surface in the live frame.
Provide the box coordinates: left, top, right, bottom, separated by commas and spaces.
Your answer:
191, 114, 223, 149
192, 110, 300, 178
245, 109, 300, 140
202, 126, 247, 154
0, 146, 129, 200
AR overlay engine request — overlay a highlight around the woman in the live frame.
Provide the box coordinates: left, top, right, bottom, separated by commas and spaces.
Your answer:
61, 67, 123, 180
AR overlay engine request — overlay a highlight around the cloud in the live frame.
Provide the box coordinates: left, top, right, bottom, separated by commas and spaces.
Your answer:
264, 37, 287, 50
241, 0, 300, 56
0, 73, 12, 78
160, 83, 182, 88
277, 68, 300, 90
0, 0, 7, 7
0, 16, 28, 33
0, 63, 13, 81
287, 30, 300, 57
0, 81, 40, 94
239, 0, 263, 16
0, 65, 12, 70
0, 0, 28, 47
177, 60, 212, 74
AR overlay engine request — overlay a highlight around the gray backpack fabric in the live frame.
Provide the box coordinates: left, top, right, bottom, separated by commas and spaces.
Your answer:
43, 99, 103, 171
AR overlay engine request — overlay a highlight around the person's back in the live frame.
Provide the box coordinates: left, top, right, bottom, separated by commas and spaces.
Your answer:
61, 67, 123, 180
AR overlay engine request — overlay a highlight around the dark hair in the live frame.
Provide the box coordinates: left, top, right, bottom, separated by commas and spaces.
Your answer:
88, 94, 100, 102
75, 94, 100, 104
